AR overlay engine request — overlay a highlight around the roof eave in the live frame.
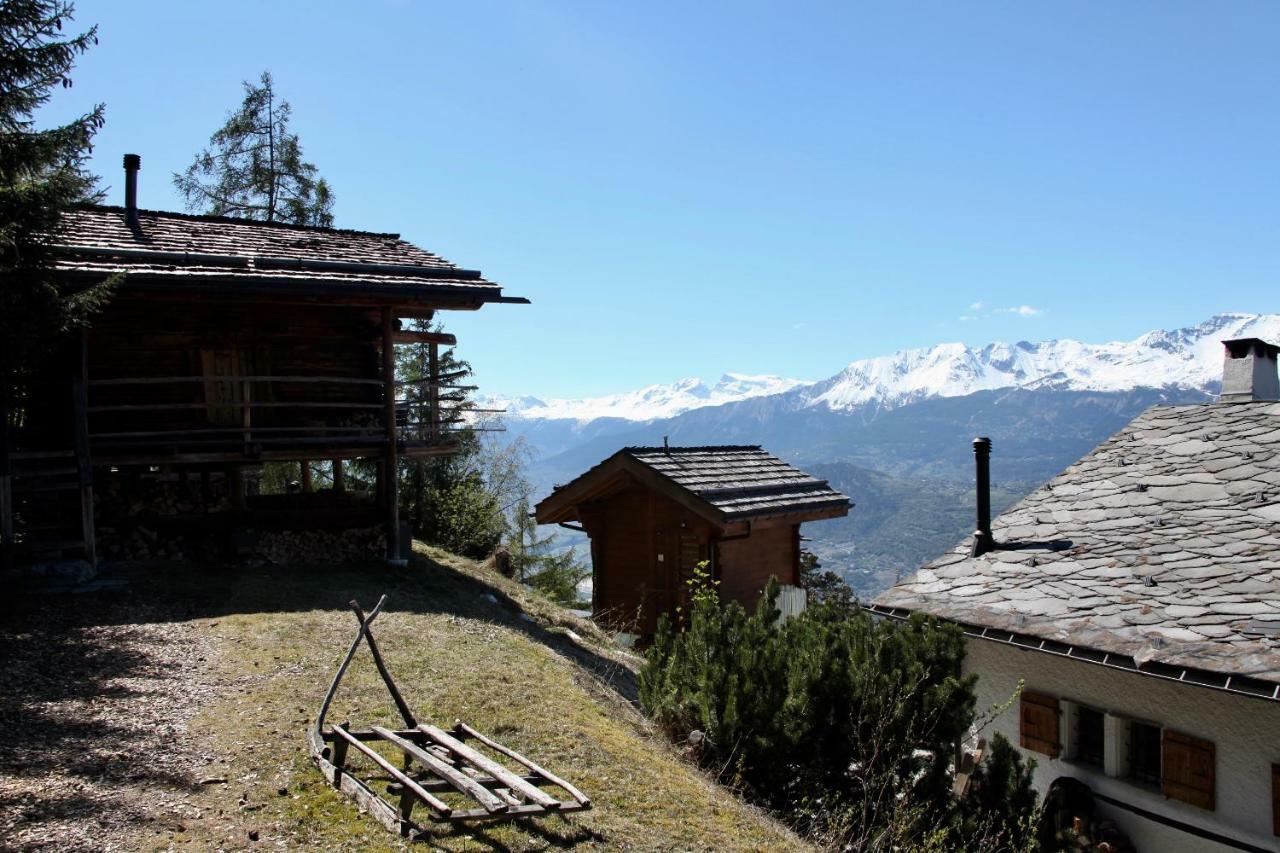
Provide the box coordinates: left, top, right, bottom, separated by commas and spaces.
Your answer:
55, 268, 520, 309
866, 603, 1280, 704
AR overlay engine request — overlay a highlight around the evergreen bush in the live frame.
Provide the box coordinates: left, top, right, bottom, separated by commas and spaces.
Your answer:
639, 569, 1039, 850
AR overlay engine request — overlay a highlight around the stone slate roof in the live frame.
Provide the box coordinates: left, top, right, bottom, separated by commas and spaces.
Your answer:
50, 206, 510, 297
875, 402, 1280, 685
624, 446, 851, 521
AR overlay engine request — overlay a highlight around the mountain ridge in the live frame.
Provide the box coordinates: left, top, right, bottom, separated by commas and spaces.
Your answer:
490, 312, 1277, 425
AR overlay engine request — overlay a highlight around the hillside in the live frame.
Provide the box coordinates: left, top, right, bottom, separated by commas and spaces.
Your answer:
801, 462, 1035, 596
0, 547, 806, 851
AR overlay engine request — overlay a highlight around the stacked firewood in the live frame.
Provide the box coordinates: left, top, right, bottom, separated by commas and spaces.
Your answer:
251, 526, 386, 565
97, 523, 189, 562
95, 473, 231, 519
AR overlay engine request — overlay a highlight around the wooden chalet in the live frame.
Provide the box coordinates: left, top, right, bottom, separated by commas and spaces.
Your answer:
0, 154, 525, 569
534, 445, 851, 636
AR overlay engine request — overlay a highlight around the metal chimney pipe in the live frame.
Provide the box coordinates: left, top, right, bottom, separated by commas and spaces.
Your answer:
123, 153, 141, 229
971, 436, 994, 557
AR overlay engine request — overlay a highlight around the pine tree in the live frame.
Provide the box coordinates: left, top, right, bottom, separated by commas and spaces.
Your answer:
391, 319, 521, 558
638, 586, 994, 847
173, 71, 334, 226
1, 1, 113, 440
506, 496, 589, 606
799, 548, 856, 614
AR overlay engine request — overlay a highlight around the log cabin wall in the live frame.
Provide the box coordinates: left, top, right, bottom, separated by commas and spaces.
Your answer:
84, 296, 385, 464
716, 521, 800, 610
578, 483, 714, 636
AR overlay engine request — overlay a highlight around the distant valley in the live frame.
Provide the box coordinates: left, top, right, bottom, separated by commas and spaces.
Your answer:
489, 313, 1276, 595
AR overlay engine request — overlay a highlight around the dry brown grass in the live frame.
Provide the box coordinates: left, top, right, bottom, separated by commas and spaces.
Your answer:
1, 544, 808, 851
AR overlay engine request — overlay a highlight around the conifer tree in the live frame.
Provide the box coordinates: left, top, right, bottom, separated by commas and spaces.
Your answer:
173, 71, 335, 226
391, 319, 518, 558
1, 1, 113, 440
506, 496, 589, 606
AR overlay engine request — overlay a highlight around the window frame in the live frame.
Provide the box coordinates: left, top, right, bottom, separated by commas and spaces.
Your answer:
1127, 718, 1163, 788
1074, 704, 1105, 769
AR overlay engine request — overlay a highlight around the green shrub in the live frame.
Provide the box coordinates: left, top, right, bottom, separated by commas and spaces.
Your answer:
639, 570, 1038, 850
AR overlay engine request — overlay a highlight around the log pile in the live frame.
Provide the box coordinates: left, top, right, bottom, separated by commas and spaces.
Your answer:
98, 523, 191, 562
251, 526, 385, 565
95, 472, 231, 519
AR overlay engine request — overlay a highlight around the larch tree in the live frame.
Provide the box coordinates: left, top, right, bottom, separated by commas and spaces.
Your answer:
0, 0, 113, 441
173, 71, 335, 227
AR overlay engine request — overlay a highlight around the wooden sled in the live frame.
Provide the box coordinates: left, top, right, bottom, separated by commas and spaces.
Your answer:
309, 595, 591, 836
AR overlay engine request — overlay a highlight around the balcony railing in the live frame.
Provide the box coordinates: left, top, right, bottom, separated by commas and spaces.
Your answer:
84, 371, 487, 464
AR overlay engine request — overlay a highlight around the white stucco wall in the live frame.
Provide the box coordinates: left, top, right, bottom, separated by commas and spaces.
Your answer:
965, 638, 1280, 852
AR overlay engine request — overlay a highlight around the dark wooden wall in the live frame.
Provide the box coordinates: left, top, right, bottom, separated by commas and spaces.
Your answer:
82, 295, 383, 454
579, 481, 801, 636
717, 521, 800, 608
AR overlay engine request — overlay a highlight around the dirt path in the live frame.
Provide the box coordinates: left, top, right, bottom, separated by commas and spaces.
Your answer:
0, 597, 221, 851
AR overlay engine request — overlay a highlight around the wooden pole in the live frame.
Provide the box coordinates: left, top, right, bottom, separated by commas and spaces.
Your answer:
332, 458, 345, 494
0, 330, 9, 572
0, 376, 11, 573
300, 460, 313, 493
428, 342, 440, 444
382, 307, 401, 563
73, 332, 96, 567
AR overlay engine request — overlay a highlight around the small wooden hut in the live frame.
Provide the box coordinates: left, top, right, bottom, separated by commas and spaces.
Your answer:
534, 445, 851, 636
0, 154, 525, 569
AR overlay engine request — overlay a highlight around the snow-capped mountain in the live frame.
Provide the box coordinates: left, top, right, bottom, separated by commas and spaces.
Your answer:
499, 313, 1280, 424
491, 373, 811, 423
803, 312, 1280, 411
510, 313, 1280, 596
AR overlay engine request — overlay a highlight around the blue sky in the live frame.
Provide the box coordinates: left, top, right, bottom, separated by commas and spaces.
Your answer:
48, 1, 1280, 397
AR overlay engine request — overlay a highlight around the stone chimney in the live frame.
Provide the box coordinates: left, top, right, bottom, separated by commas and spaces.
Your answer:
1220, 338, 1280, 403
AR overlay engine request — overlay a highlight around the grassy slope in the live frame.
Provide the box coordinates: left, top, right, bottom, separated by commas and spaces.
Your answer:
179, 544, 805, 851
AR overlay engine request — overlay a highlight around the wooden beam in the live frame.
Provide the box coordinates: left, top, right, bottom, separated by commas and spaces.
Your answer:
455, 721, 590, 806
428, 343, 440, 443
88, 375, 385, 387
300, 460, 313, 493
73, 333, 96, 567
382, 307, 401, 563
332, 458, 346, 494
371, 726, 506, 814
332, 725, 453, 817
88, 401, 383, 413
417, 724, 559, 808
391, 330, 456, 346
90, 441, 461, 468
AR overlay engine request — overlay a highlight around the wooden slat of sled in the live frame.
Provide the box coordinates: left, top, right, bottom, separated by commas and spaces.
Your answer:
418, 723, 560, 808
456, 721, 591, 806
372, 726, 507, 814
332, 725, 452, 818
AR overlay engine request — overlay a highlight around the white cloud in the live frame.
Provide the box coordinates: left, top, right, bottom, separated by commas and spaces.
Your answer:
968, 301, 984, 311
997, 305, 1044, 317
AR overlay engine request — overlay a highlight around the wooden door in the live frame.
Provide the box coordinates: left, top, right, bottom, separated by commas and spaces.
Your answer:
201, 348, 246, 426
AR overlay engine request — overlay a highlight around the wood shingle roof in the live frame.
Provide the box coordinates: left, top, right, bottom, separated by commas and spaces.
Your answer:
874, 402, 1280, 687
624, 446, 851, 520
535, 445, 851, 526
51, 206, 523, 304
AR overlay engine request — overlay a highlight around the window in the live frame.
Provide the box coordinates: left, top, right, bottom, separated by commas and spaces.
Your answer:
1075, 705, 1104, 768
1128, 720, 1162, 786
1019, 691, 1060, 758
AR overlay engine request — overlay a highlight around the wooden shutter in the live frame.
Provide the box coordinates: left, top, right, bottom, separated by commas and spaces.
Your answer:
1162, 729, 1215, 811
1019, 691, 1060, 758
1272, 764, 1279, 837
